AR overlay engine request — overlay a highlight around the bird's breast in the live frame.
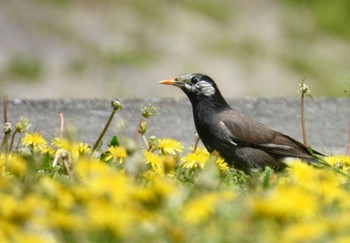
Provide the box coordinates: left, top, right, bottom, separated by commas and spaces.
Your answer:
193, 112, 222, 150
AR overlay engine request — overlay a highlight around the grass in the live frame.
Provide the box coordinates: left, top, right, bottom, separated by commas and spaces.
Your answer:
102, 50, 156, 67
5, 55, 43, 81
1, 95, 350, 242
179, 0, 235, 22
282, 0, 350, 38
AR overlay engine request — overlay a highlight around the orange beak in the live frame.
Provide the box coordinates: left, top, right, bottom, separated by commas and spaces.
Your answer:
158, 78, 176, 85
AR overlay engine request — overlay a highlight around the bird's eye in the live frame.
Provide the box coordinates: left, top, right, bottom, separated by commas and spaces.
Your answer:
191, 77, 199, 84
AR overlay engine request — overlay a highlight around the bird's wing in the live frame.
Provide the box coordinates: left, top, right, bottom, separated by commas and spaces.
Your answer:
219, 109, 322, 159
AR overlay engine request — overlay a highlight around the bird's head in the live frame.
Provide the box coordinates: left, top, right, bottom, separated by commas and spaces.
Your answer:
159, 73, 219, 99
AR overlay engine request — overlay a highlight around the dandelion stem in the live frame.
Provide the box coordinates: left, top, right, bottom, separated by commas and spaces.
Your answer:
1, 96, 9, 153
346, 121, 350, 156
299, 80, 312, 146
9, 130, 17, 152
3, 96, 7, 124
59, 112, 64, 138
142, 134, 149, 148
92, 100, 122, 153
92, 109, 116, 152
300, 91, 308, 146
133, 117, 143, 141
62, 152, 72, 176
193, 134, 200, 152
134, 105, 159, 141
0, 136, 5, 152
0, 134, 9, 154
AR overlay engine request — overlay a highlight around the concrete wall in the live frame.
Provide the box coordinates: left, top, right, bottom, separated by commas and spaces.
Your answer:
2, 98, 349, 155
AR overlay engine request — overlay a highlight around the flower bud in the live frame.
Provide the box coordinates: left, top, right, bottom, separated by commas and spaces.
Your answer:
148, 135, 158, 151
15, 117, 31, 133
111, 100, 123, 111
141, 105, 159, 119
299, 82, 313, 99
3, 122, 12, 134
138, 121, 148, 135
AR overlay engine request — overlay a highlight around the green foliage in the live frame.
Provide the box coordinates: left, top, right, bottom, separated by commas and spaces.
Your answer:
102, 50, 156, 67
36, 0, 71, 6
283, 0, 350, 38
67, 58, 87, 75
108, 135, 120, 147
345, 82, 350, 96
6, 55, 43, 81
179, 0, 235, 22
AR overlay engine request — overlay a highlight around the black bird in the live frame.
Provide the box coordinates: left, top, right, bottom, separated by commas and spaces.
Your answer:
159, 73, 324, 173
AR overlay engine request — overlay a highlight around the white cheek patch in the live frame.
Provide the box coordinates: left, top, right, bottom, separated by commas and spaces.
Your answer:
184, 83, 193, 91
195, 81, 216, 96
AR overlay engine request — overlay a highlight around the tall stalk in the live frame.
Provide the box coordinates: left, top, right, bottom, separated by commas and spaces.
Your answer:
299, 80, 312, 146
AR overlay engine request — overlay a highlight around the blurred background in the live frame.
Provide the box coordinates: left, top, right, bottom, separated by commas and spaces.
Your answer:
1, 0, 349, 98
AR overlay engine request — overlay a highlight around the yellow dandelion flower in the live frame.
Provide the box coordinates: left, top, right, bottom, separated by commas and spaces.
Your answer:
133, 176, 176, 207
287, 159, 346, 203
287, 159, 318, 182
49, 210, 83, 231
182, 191, 235, 225
157, 138, 183, 155
143, 150, 163, 170
6, 155, 27, 176
181, 148, 209, 169
251, 185, 319, 220
132, 187, 155, 203
182, 193, 217, 224
74, 142, 91, 155
282, 221, 327, 243
52, 137, 73, 151
143, 155, 176, 176
86, 199, 136, 237
86, 172, 133, 205
105, 146, 127, 163
52, 138, 90, 160
216, 157, 229, 174
75, 158, 110, 181
39, 176, 75, 209
21, 132, 47, 152
51, 138, 75, 162
325, 155, 350, 170
317, 173, 346, 204
0, 194, 41, 222
149, 176, 176, 199
38, 144, 55, 155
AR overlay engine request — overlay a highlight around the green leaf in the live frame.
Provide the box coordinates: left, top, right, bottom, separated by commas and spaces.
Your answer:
108, 136, 119, 147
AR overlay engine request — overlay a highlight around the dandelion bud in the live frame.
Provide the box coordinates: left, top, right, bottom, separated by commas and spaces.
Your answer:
148, 135, 158, 151
138, 121, 148, 135
111, 99, 123, 111
19, 147, 32, 158
3, 122, 12, 134
15, 116, 31, 133
141, 105, 159, 119
163, 155, 177, 173
299, 82, 313, 99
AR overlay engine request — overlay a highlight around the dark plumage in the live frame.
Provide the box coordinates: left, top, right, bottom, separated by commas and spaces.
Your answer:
159, 73, 324, 173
